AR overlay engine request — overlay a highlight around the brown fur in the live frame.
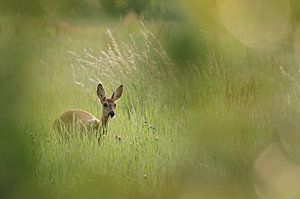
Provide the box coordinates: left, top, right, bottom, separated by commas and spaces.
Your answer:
100, 98, 115, 129
53, 109, 100, 135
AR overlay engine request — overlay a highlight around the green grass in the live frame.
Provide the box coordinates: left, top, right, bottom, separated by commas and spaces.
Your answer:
23, 22, 185, 198
3, 18, 299, 199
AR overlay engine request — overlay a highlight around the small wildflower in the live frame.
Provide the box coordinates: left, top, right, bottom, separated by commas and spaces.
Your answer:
148, 125, 155, 132
149, 125, 155, 130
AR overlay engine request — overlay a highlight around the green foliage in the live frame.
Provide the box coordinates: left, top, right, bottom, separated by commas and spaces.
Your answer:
2, 2, 300, 197
165, 24, 208, 65
98, 0, 148, 16
144, 0, 181, 20
17, 22, 281, 198
97, 0, 178, 19
0, 0, 179, 19
61, 0, 98, 18
21, 23, 184, 197
0, 0, 44, 16
291, 0, 300, 25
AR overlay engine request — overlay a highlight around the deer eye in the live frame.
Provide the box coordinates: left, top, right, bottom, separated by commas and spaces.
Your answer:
103, 103, 108, 107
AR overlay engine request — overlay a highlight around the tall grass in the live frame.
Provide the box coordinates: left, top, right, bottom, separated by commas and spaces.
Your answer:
26, 23, 185, 198
18, 20, 300, 199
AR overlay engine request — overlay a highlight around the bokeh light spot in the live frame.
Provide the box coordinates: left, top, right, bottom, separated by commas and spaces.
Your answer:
217, 0, 290, 51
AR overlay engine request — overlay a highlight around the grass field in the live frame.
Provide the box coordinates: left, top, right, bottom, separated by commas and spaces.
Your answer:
2, 15, 300, 199
21, 22, 187, 198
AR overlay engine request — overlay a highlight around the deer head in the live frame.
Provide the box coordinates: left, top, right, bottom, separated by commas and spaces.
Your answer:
97, 84, 123, 128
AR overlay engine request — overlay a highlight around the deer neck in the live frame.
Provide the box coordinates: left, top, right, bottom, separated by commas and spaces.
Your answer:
101, 114, 108, 127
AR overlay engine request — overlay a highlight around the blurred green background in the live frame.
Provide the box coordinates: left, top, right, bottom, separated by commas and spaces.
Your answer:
1, 0, 300, 198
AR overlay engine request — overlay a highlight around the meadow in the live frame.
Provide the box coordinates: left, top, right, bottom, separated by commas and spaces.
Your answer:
20, 21, 187, 198
2, 7, 300, 199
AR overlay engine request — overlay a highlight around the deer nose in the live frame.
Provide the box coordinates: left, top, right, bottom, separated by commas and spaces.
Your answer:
109, 111, 115, 118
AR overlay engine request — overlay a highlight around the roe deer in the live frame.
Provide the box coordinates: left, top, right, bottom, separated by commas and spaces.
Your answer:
53, 84, 123, 137
253, 143, 300, 199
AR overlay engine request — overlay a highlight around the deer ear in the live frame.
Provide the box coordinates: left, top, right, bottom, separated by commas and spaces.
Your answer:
97, 83, 106, 103
112, 85, 123, 101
